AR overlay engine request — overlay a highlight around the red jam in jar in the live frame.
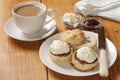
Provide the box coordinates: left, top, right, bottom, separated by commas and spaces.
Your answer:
83, 17, 101, 31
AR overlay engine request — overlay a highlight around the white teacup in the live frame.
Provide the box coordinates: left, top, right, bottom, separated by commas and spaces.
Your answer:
12, 1, 55, 35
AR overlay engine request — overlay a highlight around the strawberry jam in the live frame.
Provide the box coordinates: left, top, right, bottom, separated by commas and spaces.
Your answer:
83, 17, 101, 31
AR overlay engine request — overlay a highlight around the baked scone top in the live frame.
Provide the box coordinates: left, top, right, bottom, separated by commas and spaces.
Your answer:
60, 29, 85, 49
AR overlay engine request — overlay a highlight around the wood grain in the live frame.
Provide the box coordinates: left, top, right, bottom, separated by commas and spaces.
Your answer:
42, 0, 120, 80
0, 0, 120, 80
0, 0, 47, 80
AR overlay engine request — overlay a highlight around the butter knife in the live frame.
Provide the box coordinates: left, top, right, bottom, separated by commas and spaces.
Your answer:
98, 27, 109, 77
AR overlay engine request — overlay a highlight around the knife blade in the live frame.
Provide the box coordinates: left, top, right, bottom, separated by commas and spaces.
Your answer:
98, 27, 106, 49
98, 27, 109, 77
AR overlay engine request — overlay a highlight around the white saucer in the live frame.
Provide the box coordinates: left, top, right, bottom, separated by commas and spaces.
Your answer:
4, 16, 56, 41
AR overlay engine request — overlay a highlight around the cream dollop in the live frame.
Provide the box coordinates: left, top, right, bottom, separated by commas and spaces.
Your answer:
50, 40, 70, 54
62, 13, 81, 27
76, 47, 97, 63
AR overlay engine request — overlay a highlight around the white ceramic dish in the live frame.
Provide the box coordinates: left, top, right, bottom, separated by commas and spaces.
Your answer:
4, 16, 56, 41
39, 31, 117, 76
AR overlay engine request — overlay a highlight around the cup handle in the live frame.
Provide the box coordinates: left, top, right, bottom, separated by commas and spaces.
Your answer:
45, 8, 55, 24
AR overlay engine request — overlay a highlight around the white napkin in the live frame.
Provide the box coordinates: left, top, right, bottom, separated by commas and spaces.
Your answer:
74, 0, 120, 22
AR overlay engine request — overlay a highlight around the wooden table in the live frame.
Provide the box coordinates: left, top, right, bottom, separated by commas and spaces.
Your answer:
0, 0, 120, 80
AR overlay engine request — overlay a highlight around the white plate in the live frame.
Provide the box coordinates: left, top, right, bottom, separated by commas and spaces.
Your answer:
4, 16, 56, 41
39, 31, 117, 76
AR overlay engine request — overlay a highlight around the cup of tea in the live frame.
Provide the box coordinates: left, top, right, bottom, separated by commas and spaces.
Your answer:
12, 1, 55, 35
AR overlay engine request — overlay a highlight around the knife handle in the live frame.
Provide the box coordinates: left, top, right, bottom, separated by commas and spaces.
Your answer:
99, 49, 109, 77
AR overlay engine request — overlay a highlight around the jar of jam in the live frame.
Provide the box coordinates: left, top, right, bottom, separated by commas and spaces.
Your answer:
82, 17, 102, 31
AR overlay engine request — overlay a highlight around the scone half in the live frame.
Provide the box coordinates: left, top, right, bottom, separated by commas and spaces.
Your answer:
79, 35, 98, 51
71, 52, 98, 71
49, 47, 73, 62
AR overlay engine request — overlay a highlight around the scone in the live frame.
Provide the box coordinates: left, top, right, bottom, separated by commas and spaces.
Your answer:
49, 40, 73, 62
80, 35, 98, 51
60, 29, 85, 51
71, 47, 98, 71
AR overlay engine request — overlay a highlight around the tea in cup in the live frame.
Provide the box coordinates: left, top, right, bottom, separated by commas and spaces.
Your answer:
12, 1, 55, 35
